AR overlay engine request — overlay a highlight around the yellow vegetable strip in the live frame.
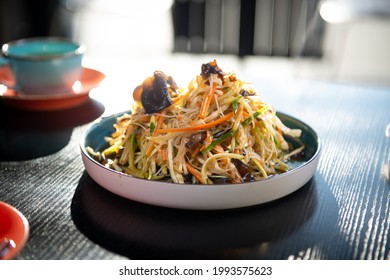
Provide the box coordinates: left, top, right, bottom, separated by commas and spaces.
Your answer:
201, 153, 245, 184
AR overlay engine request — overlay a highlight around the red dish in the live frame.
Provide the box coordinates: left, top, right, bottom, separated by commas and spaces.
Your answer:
0, 66, 105, 111
0, 201, 29, 260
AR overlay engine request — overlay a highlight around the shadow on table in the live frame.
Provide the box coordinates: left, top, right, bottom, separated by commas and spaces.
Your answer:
0, 98, 105, 161
71, 172, 318, 259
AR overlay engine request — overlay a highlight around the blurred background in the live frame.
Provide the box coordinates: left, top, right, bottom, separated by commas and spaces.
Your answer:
0, 0, 389, 87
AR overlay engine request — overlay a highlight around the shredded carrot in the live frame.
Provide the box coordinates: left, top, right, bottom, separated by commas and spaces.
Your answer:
276, 126, 284, 143
277, 126, 283, 135
200, 130, 213, 151
145, 142, 155, 157
155, 111, 234, 134
213, 144, 225, 154
242, 111, 250, 117
199, 83, 216, 119
190, 146, 201, 158
155, 113, 165, 135
205, 129, 212, 144
146, 112, 166, 157
161, 147, 167, 161
185, 162, 205, 184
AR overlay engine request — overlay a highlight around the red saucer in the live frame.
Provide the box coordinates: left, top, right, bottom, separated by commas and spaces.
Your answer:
0, 66, 105, 111
0, 201, 29, 260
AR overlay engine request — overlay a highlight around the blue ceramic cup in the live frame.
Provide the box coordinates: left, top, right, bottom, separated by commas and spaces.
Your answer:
1, 37, 85, 95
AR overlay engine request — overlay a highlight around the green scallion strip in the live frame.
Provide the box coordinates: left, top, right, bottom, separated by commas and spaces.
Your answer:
128, 133, 137, 170
150, 121, 156, 134
232, 100, 238, 115
202, 129, 237, 154
241, 105, 269, 126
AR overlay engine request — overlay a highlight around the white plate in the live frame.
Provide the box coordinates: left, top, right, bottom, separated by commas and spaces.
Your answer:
80, 111, 321, 210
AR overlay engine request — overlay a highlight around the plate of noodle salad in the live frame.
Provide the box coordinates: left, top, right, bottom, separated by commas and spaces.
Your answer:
80, 60, 320, 210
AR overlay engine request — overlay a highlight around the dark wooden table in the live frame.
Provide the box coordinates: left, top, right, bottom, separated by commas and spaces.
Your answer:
0, 61, 389, 260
